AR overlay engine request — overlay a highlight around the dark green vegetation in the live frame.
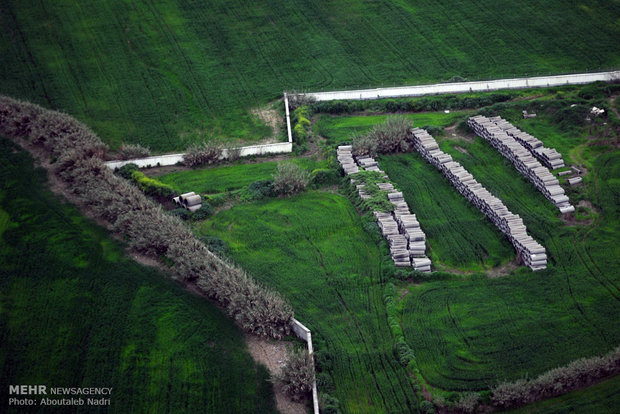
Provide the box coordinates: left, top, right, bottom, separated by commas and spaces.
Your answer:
380, 153, 515, 271
378, 110, 620, 392
2, 0, 619, 151
0, 138, 276, 413
199, 191, 420, 413
509, 375, 620, 414
316, 112, 469, 146
154, 158, 324, 195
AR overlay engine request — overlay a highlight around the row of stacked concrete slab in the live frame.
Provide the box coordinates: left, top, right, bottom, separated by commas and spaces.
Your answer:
490, 116, 565, 169
468, 116, 574, 214
337, 145, 431, 272
409, 128, 547, 271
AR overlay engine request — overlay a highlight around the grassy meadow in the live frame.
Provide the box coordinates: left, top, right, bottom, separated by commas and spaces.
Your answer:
154, 157, 325, 195
199, 191, 420, 413
315, 111, 470, 146
1, 0, 619, 151
0, 137, 276, 413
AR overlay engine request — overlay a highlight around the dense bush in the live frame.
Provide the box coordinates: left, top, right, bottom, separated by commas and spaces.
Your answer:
310, 93, 513, 114
247, 179, 275, 199
184, 141, 223, 167
352, 116, 412, 156
491, 345, 620, 409
118, 143, 151, 159
191, 203, 214, 220
0, 95, 294, 339
131, 170, 177, 200
116, 163, 139, 180
319, 393, 342, 414
198, 235, 230, 258
168, 208, 191, 221
310, 168, 341, 187
273, 162, 310, 196
279, 349, 315, 402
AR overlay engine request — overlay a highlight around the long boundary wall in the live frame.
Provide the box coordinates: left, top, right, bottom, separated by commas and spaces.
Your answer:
301, 71, 620, 101
291, 319, 319, 414
105, 142, 293, 169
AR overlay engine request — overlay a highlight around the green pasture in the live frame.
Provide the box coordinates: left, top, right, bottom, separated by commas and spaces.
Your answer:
389, 118, 620, 391
509, 374, 620, 414
2, 0, 619, 151
0, 137, 276, 413
315, 111, 469, 145
153, 157, 324, 195
199, 191, 420, 413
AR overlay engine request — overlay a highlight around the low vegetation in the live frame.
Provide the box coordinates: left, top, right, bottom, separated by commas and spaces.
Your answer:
0, 137, 277, 412
0, 96, 293, 339
273, 161, 310, 196
2, 0, 618, 150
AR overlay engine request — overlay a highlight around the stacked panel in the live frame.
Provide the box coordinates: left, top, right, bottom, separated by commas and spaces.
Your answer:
468, 116, 574, 214
409, 128, 547, 271
337, 146, 431, 272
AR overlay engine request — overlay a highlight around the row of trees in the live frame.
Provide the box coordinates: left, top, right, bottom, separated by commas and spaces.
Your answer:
0, 95, 294, 339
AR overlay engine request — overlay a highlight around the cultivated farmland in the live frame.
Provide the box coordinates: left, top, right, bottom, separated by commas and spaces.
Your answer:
1, 0, 619, 151
0, 137, 276, 413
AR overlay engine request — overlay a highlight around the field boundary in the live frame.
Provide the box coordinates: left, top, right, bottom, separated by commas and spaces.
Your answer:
291, 319, 319, 414
299, 71, 620, 101
104, 142, 293, 169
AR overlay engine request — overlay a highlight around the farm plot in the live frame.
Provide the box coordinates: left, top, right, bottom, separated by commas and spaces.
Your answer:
199, 191, 420, 413
153, 158, 324, 195
378, 153, 514, 272
0, 137, 276, 413
398, 128, 620, 391
315, 112, 469, 146
2, 0, 619, 151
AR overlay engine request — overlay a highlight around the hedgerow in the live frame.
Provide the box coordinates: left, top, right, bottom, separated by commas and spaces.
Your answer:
491, 345, 620, 409
0, 95, 293, 339
279, 349, 315, 402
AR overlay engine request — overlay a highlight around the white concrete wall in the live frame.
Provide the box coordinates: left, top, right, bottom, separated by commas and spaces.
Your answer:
291, 318, 319, 414
302, 71, 620, 101
105, 142, 293, 169
284, 93, 293, 143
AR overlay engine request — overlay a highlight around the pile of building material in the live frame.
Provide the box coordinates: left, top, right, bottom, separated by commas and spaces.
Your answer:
336, 145, 359, 175
173, 192, 202, 212
409, 128, 547, 271
337, 145, 431, 272
487, 116, 565, 170
468, 116, 574, 214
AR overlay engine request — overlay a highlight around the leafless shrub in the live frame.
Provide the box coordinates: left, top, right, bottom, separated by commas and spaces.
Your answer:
287, 92, 316, 110
183, 141, 223, 167
491, 345, 620, 409
273, 161, 309, 196
351, 132, 378, 157
225, 145, 242, 162
0, 95, 294, 339
119, 143, 151, 160
351, 116, 413, 156
278, 349, 315, 402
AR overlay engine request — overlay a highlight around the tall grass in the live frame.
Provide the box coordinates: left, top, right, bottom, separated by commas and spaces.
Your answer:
1, 0, 618, 151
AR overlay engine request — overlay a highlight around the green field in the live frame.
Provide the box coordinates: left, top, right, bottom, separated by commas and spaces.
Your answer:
384, 119, 620, 391
154, 157, 324, 195
315, 111, 470, 145
0, 137, 276, 413
509, 375, 620, 414
199, 191, 419, 413
2, 0, 619, 151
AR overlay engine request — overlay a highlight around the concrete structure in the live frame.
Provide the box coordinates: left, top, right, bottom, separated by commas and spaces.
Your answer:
301, 71, 620, 101
337, 145, 431, 272
409, 128, 547, 271
105, 142, 293, 169
291, 319, 319, 414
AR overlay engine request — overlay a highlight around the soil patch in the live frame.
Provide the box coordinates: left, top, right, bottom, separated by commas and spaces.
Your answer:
252, 104, 284, 144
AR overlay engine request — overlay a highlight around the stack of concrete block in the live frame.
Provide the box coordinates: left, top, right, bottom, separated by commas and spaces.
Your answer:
337, 146, 431, 272
490, 116, 565, 169
409, 128, 547, 271
336, 145, 359, 175
468, 116, 574, 214
568, 176, 583, 186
